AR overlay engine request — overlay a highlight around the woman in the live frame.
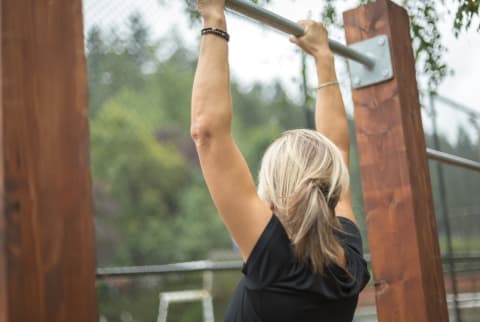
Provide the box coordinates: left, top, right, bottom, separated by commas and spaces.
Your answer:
191, 1, 370, 321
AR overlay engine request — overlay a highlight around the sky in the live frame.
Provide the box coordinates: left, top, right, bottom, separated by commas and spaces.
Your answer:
83, 0, 480, 143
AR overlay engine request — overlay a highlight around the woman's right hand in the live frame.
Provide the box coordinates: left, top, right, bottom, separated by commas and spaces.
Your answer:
289, 20, 332, 60
197, 0, 226, 20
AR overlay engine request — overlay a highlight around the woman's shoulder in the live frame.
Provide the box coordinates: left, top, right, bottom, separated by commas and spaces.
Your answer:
335, 216, 364, 256
242, 214, 293, 287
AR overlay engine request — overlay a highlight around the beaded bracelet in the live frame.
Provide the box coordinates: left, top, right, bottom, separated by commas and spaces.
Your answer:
201, 27, 230, 42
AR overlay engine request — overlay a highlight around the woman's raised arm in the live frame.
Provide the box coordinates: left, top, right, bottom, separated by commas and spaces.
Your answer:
290, 21, 356, 224
191, 0, 271, 261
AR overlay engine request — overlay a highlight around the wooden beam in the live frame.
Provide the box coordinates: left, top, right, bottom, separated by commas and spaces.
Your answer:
343, 1, 449, 322
0, 1, 6, 317
1, 1, 99, 321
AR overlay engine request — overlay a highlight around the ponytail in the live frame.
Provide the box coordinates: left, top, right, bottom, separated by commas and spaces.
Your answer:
286, 180, 342, 273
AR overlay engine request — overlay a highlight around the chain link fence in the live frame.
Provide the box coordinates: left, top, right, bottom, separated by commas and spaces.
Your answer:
84, 1, 480, 321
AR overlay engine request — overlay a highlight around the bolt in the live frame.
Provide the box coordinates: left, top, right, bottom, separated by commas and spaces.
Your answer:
382, 69, 390, 78
353, 77, 361, 86
378, 37, 386, 46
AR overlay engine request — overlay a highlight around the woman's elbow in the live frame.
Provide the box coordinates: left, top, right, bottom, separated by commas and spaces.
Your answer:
190, 124, 214, 147
191, 121, 231, 148
190, 101, 232, 146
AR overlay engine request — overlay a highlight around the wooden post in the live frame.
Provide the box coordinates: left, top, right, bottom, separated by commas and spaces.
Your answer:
343, 1, 449, 322
1, 1, 99, 322
0, 12, 6, 317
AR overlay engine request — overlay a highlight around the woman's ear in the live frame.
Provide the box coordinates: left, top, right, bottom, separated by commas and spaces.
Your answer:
270, 203, 275, 211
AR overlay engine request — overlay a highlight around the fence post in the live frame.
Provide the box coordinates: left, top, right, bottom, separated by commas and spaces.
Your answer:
343, 1, 449, 322
1, 1, 99, 321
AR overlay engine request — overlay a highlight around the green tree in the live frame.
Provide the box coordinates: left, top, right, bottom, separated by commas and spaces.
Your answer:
91, 100, 190, 265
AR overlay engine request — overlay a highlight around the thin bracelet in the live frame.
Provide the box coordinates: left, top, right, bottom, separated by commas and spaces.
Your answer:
201, 27, 230, 42
317, 81, 339, 90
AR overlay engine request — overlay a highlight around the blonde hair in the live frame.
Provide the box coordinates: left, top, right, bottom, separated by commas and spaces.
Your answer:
258, 129, 349, 273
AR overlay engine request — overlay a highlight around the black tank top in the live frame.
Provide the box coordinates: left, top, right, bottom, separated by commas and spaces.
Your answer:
224, 215, 370, 322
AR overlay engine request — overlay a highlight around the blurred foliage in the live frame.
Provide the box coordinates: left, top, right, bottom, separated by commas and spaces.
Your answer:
454, 0, 480, 35
87, 8, 480, 322
88, 14, 235, 267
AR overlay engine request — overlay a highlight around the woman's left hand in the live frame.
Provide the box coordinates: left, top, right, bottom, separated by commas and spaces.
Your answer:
197, 0, 226, 19
289, 20, 332, 60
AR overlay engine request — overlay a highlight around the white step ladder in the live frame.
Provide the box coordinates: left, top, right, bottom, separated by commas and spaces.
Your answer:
157, 271, 214, 322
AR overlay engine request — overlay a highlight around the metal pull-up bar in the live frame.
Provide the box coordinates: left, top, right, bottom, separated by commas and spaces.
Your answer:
225, 0, 376, 69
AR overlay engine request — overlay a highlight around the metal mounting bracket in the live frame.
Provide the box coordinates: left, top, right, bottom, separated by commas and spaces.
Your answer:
348, 35, 394, 89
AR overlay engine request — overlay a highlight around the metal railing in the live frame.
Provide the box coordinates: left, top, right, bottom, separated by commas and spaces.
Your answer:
225, 0, 376, 68
427, 148, 480, 173
96, 254, 480, 279
97, 260, 242, 279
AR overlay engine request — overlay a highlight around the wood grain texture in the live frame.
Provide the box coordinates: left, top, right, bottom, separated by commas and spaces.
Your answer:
1, 0, 99, 321
343, 1, 448, 322
0, 1, 6, 319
